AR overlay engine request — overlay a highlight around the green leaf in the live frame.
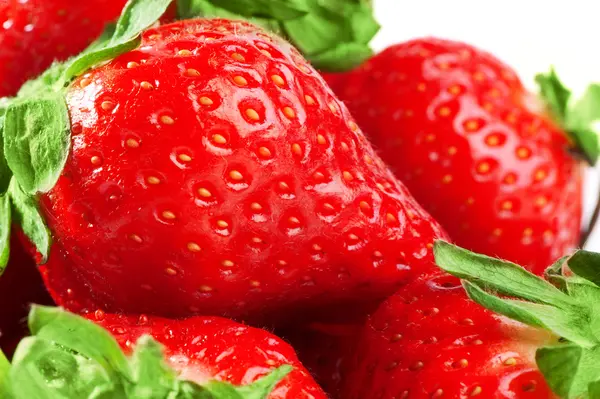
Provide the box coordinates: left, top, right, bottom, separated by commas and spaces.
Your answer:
565, 84, 600, 165
0, 350, 11, 397
464, 281, 596, 347
126, 336, 177, 398
177, 0, 283, 34
63, 40, 140, 83
0, 194, 10, 271
3, 94, 70, 195
232, 365, 292, 399
205, 0, 309, 20
537, 344, 600, 399
434, 241, 575, 308
283, 7, 351, 56
8, 180, 49, 263
63, 0, 173, 82
536, 68, 571, 121
590, 378, 600, 399
568, 250, 600, 287
348, 2, 380, 44
0, 111, 12, 196
27, 306, 131, 381
310, 43, 372, 72
536, 343, 583, 398
10, 337, 117, 399
544, 255, 570, 292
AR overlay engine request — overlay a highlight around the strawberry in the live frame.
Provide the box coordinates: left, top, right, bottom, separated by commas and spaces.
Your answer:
328, 38, 594, 275
0, 0, 447, 324
342, 242, 600, 398
0, 0, 129, 97
0, 235, 52, 356
88, 311, 327, 399
1, 306, 325, 398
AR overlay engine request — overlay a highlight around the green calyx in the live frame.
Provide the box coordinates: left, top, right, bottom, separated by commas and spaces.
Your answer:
434, 240, 600, 399
0, 306, 292, 399
0, 0, 173, 272
177, 0, 379, 72
536, 68, 600, 165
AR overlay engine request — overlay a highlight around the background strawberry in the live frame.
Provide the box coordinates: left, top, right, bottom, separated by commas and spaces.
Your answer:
0, 4, 447, 325
328, 38, 588, 275
0, 0, 129, 97
1, 306, 321, 398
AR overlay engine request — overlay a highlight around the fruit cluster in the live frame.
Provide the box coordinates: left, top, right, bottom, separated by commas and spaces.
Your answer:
0, 1, 599, 398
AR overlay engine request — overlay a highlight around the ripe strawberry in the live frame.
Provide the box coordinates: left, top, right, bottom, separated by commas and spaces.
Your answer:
0, 0, 129, 97
1, 1, 447, 324
0, 235, 52, 356
89, 311, 327, 399
2, 306, 325, 398
343, 242, 600, 398
329, 38, 588, 274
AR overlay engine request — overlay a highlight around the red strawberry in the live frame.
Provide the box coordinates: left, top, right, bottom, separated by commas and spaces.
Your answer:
329, 38, 586, 274
343, 242, 600, 398
3, 306, 326, 398
0, 0, 129, 97
0, 235, 52, 356
88, 312, 327, 399
2, 3, 446, 324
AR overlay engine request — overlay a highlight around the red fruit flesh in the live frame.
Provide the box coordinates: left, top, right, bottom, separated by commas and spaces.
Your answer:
39, 20, 447, 323
0, 235, 53, 356
0, 0, 128, 97
88, 312, 327, 399
341, 272, 556, 398
331, 38, 583, 274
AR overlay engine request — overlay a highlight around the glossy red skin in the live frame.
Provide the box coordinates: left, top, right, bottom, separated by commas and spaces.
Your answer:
38, 20, 447, 323
341, 272, 556, 398
280, 322, 361, 398
0, 0, 128, 97
88, 312, 327, 399
330, 38, 583, 275
0, 235, 52, 356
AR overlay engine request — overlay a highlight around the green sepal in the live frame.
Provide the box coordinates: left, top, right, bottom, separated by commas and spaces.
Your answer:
3, 94, 70, 195
177, 0, 284, 34
0, 195, 10, 271
63, 0, 173, 83
537, 344, 600, 399
8, 179, 50, 263
536, 68, 600, 165
433, 241, 574, 308
0, 104, 12, 195
589, 379, 600, 399
10, 337, 117, 399
536, 68, 570, 121
177, 0, 378, 72
0, 306, 293, 399
126, 336, 177, 398
434, 240, 600, 399
205, 0, 309, 20
569, 251, 600, 288
308, 42, 372, 72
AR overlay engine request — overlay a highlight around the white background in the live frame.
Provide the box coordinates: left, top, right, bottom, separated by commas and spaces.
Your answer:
373, 0, 600, 251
